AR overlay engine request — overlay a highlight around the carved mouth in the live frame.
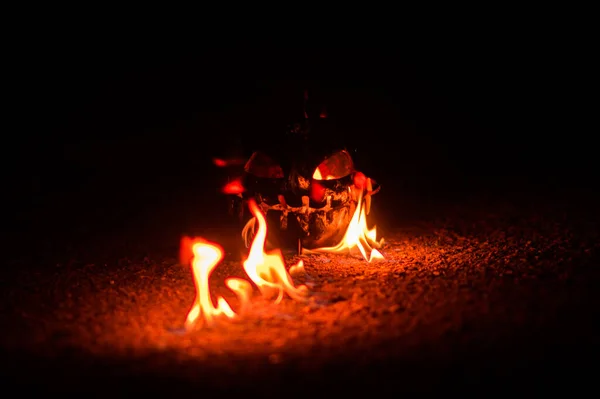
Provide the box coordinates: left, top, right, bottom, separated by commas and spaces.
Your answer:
229, 148, 381, 251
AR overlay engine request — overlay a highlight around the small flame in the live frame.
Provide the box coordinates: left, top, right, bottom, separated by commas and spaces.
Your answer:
304, 190, 384, 262
183, 238, 252, 329
243, 199, 309, 303
182, 195, 308, 329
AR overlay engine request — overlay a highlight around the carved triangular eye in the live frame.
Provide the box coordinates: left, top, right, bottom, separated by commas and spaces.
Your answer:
312, 150, 354, 180
244, 151, 284, 178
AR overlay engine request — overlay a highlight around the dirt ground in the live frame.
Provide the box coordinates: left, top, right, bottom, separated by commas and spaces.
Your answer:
1, 195, 599, 395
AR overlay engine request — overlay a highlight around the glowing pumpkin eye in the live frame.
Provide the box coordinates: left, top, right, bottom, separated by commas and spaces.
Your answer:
312, 150, 354, 180
244, 151, 284, 178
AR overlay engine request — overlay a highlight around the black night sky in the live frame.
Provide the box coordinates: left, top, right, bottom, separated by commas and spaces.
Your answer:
5, 42, 594, 250
2, 33, 599, 395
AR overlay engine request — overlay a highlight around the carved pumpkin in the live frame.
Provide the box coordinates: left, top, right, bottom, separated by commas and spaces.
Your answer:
227, 99, 380, 251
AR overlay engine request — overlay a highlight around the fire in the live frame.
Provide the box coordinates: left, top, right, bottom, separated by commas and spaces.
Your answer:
182, 201, 308, 329
243, 199, 309, 303
303, 189, 384, 262
183, 238, 252, 329
182, 163, 382, 329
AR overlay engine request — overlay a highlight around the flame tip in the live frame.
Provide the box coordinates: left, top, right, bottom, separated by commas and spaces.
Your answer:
182, 190, 311, 328
301, 191, 384, 262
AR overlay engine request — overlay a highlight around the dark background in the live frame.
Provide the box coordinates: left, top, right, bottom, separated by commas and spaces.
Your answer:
2, 33, 599, 395
4, 41, 594, 252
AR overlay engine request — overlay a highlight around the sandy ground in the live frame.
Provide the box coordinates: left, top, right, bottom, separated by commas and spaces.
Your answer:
1, 195, 599, 395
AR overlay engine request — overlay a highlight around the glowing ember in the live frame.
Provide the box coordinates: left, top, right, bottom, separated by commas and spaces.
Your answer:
222, 178, 245, 194
310, 180, 326, 202
213, 157, 246, 167
303, 190, 384, 262
213, 158, 227, 167
183, 238, 252, 329
243, 199, 309, 303
353, 171, 367, 189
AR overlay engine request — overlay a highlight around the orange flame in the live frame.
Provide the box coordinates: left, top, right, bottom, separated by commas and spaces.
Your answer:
243, 199, 309, 303
303, 190, 384, 262
184, 238, 252, 329
182, 197, 308, 328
